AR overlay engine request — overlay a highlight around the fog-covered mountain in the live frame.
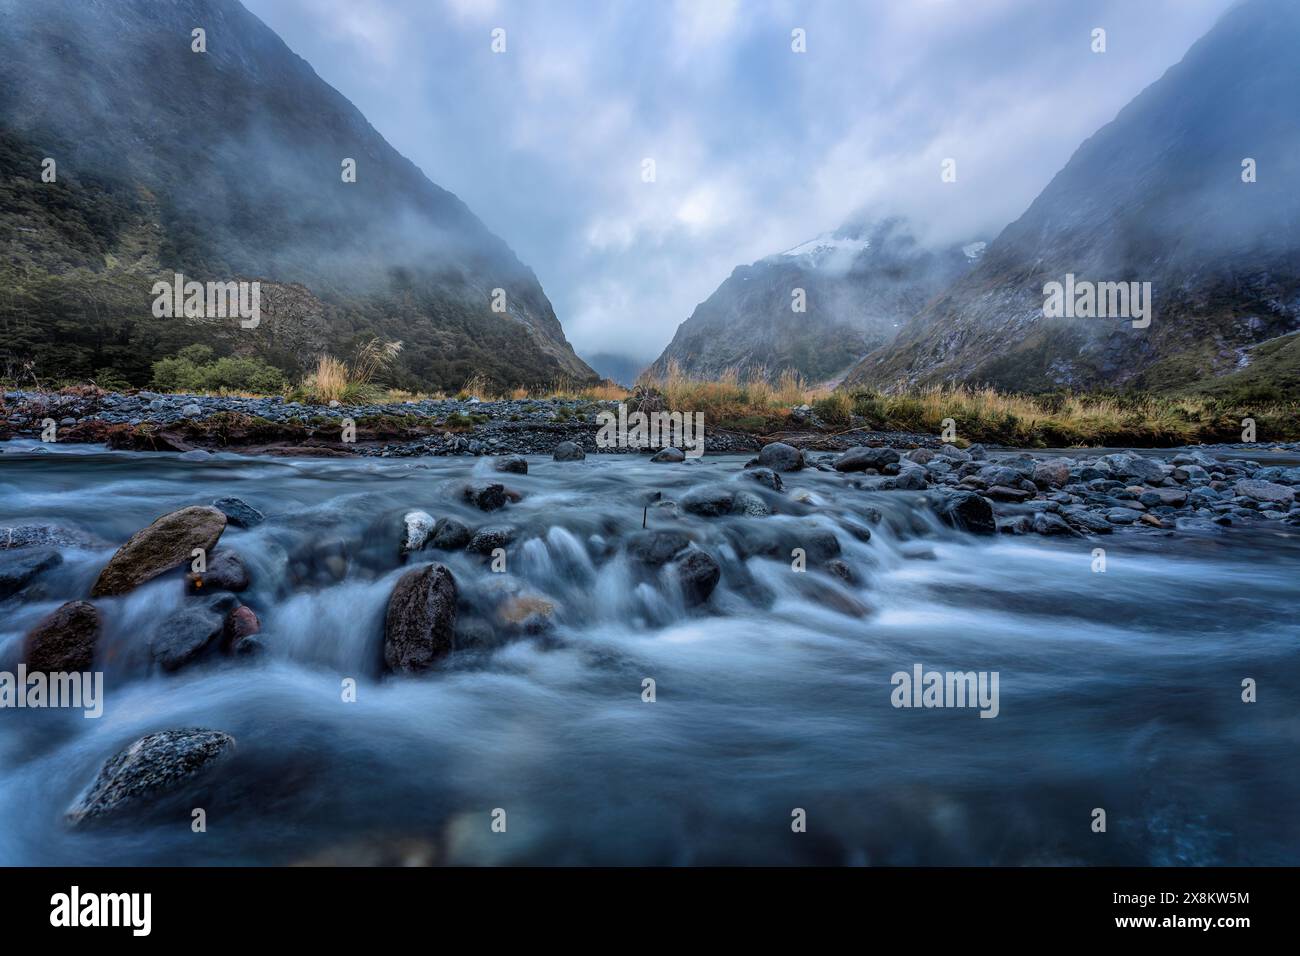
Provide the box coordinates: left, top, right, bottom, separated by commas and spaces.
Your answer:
843, 0, 1300, 399
649, 218, 984, 385
0, 0, 596, 390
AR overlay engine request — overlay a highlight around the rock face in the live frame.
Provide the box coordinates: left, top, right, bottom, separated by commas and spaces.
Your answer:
92, 506, 227, 597
844, 0, 1300, 396
648, 217, 984, 384
384, 564, 458, 672
66, 729, 236, 827
24, 600, 100, 672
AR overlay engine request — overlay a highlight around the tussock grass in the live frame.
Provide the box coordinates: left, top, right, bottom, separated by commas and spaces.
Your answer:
300, 338, 403, 404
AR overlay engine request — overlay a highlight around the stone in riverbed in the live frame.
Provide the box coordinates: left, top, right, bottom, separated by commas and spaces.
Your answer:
0, 548, 62, 599
92, 506, 227, 597
466, 525, 516, 555
681, 485, 736, 517
933, 491, 995, 535
150, 603, 226, 671
985, 485, 1033, 503
1234, 479, 1295, 505
212, 496, 264, 528
23, 600, 101, 672
742, 467, 784, 492
755, 442, 804, 472
184, 549, 250, 593
552, 441, 586, 461
1105, 508, 1144, 525
1032, 512, 1079, 536
399, 511, 436, 555
673, 548, 721, 605
66, 729, 236, 827
650, 446, 685, 463
626, 529, 691, 565
1032, 459, 1071, 489
1138, 487, 1188, 508
463, 482, 507, 512
431, 517, 473, 550
384, 563, 458, 672
493, 455, 528, 474
226, 605, 261, 643
835, 446, 899, 472
934, 444, 970, 462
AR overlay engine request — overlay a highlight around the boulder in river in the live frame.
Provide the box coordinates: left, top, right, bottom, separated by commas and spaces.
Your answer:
493, 455, 528, 474
184, 549, 250, 593
552, 441, 586, 461
1234, 479, 1295, 505
150, 602, 227, 671
384, 563, 458, 672
673, 548, 721, 605
466, 525, 516, 555
463, 482, 507, 512
755, 442, 804, 472
650, 447, 685, 463
66, 729, 236, 827
24, 600, 101, 672
835, 446, 900, 472
934, 491, 996, 535
626, 529, 691, 565
399, 511, 436, 555
212, 497, 264, 528
742, 467, 784, 492
432, 517, 473, 550
681, 485, 736, 517
92, 506, 227, 596
226, 605, 261, 643
0, 548, 61, 599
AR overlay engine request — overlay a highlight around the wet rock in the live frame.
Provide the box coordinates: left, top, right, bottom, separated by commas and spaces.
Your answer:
552, 441, 586, 461
463, 482, 507, 512
934, 444, 970, 462
384, 563, 458, 672
985, 485, 1033, 503
997, 515, 1034, 535
1140, 513, 1167, 528
1100, 453, 1165, 483
66, 729, 236, 827
150, 603, 226, 671
1105, 508, 1144, 525
1062, 509, 1113, 534
1032, 459, 1071, 489
23, 600, 100, 672
934, 491, 996, 535
1138, 487, 1188, 508
907, 448, 936, 465
802, 528, 842, 561
212, 496, 264, 528
733, 490, 772, 516
184, 550, 250, 593
496, 594, 555, 633
755, 442, 804, 472
650, 447, 685, 463
399, 510, 436, 555
892, 465, 929, 490
835, 446, 899, 472
431, 517, 473, 550
0, 524, 105, 551
1032, 512, 1078, 536
742, 467, 784, 492
626, 529, 692, 565
966, 444, 988, 461
226, 605, 261, 643
673, 549, 721, 604
681, 485, 736, 517
493, 455, 528, 474
0, 549, 61, 599
825, 558, 856, 584
92, 506, 227, 597
1234, 479, 1295, 505
466, 525, 516, 555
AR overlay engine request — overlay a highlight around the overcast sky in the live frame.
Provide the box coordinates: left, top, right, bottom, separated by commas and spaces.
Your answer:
242, 0, 1238, 365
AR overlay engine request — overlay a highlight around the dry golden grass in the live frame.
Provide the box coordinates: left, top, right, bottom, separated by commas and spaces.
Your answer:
301, 338, 403, 404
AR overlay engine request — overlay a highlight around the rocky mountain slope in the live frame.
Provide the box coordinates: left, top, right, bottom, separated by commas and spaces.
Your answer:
0, 0, 596, 391
649, 218, 984, 385
842, 0, 1300, 400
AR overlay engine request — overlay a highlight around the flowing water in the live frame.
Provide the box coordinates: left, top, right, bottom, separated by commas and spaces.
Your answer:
1, 442, 1298, 865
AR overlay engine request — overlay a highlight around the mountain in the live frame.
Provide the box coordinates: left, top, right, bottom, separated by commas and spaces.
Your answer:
843, 0, 1300, 399
0, 0, 596, 391
583, 352, 649, 387
648, 217, 984, 385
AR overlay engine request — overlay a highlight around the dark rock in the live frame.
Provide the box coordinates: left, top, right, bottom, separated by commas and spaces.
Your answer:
463, 482, 507, 512
23, 600, 101, 671
92, 506, 227, 596
742, 467, 784, 492
934, 444, 970, 462
934, 491, 996, 535
756, 442, 804, 472
66, 729, 236, 826
432, 517, 473, 550
552, 441, 586, 461
1234, 479, 1295, 505
681, 485, 736, 517
835, 446, 900, 472
673, 549, 721, 604
650, 447, 686, 463
384, 563, 458, 672
985, 485, 1033, 502
0, 549, 61, 599
626, 530, 691, 565
212, 497, 264, 528
802, 528, 842, 561
184, 550, 250, 594
226, 605, 261, 643
493, 455, 528, 474
150, 604, 226, 672
1032, 512, 1078, 536
825, 558, 855, 584
0, 524, 105, 551
466, 525, 516, 555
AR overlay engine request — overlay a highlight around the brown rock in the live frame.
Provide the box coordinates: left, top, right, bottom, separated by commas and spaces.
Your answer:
24, 600, 101, 671
92, 506, 227, 596
226, 605, 261, 643
384, 564, 458, 672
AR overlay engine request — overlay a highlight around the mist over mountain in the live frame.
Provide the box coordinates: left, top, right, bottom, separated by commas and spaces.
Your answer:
649, 217, 985, 386
0, 0, 596, 390
583, 352, 649, 388
844, 0, 1300, 399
